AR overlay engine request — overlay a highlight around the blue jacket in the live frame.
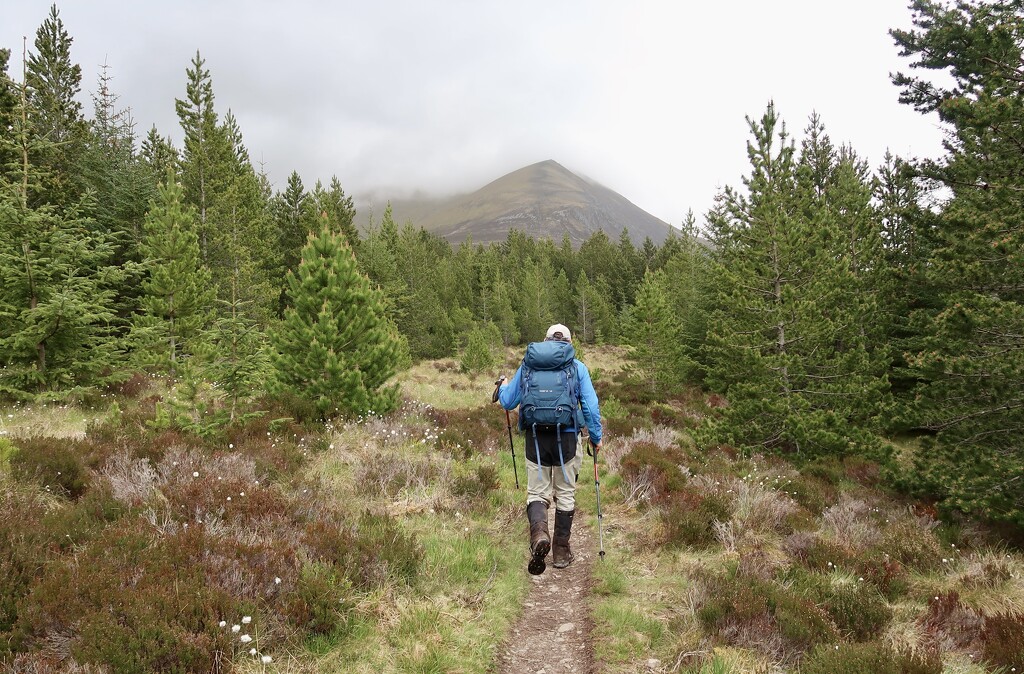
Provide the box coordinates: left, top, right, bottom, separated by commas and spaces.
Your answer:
498, 357, 602, 445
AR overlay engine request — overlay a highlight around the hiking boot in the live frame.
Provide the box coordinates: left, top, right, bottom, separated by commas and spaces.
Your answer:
526, 501, 550, 575
552, 509, 575, 569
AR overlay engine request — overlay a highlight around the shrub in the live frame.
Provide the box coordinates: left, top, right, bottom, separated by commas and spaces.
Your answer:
980, 611, 1024, 670
663, 489, 731, 548
306, 511, 422, 589
14, 519, 238, 672
284, 563, 355, 636
451, 464, 499, 500
919, 591, 983, 650
820, 582, 892, 641
852, 555, 909, 600
878, 519, 943, 573
800, 642, 942, 674
619, 441, 689, 504
9, 437, 88, 498
696, 570, 838, 656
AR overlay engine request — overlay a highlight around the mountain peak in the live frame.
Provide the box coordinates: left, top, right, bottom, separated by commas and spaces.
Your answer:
362, 161, 671, 247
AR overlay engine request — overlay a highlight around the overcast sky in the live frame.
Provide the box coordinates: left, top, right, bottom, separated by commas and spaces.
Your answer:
3, 1, 945, 227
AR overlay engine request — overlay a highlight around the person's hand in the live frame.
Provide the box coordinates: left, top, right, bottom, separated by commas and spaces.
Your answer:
588, 438, 602, 457
491, 375, 506, 404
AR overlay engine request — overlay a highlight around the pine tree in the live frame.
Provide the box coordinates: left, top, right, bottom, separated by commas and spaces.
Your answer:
130, 176, 214, 377
271, 225, 400, 418
701, 105, 886, 456
311, 176, 359, 248
892, 0, 1024, 525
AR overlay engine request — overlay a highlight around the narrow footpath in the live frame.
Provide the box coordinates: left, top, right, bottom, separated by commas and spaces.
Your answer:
497, 519, 597, 674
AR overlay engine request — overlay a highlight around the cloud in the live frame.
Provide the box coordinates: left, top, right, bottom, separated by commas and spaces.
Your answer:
2, 0, 945, 226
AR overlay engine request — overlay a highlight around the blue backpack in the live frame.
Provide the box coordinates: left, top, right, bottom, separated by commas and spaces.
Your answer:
519, 341, 580, 430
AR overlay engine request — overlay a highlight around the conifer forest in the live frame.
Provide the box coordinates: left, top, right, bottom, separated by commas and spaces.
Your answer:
1, 2, 1023, 673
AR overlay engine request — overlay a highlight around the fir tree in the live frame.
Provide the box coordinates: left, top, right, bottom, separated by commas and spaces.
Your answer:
130, 176, 214, 377
205, 274, 269, 422
574, 269, 615, 345
25, 4, 87, 208
0, 48, 18, 184
0, 54, 122, 398
271, 225, 400, 418
661, 211, 711, 379
175, 51, 233, 269
623, 268, 693, 393
140, 125, 178, 185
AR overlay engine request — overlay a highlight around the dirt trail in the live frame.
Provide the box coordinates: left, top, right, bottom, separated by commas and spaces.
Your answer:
497, 518, 597, 674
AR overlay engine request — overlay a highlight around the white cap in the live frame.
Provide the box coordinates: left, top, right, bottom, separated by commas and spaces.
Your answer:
545, 323, 572, 342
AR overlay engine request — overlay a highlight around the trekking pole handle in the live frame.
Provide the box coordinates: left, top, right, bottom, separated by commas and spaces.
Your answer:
491, 375, 506, 404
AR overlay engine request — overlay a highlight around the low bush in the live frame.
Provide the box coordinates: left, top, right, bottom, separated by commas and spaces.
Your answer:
878, 519, 943, 573
662, 489, 731, 548
430, 406, 506, 457
9, 437, 89, 498
980, 611, 1024, 671
784, 473, 837, 515
820, 582, 892, 641
800, 641, 942, 674
306, 511, 423, 589
451, 463, 499, 500
284, 563, 355, 636
852, 555, 909, 600
919, 591, 983, 650
13, 520, 238, 672
696, 570, 838, 656
784, 532, 855, 572
619, 441, 689, 504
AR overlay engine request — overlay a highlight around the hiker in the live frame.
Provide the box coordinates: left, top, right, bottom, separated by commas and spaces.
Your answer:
497, 323, 602, 574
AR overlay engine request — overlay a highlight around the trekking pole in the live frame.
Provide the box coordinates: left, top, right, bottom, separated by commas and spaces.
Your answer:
591, 439, 605, 559
492, 376, 520, 489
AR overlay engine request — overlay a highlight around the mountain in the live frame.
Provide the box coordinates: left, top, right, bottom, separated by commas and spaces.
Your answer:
357, 160, 673, 247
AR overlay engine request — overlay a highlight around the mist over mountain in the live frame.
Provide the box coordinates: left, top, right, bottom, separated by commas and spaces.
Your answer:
356, 160, 673, 247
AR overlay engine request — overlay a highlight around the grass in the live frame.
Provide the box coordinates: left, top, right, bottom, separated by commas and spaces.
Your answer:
0, 399, 113, 439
